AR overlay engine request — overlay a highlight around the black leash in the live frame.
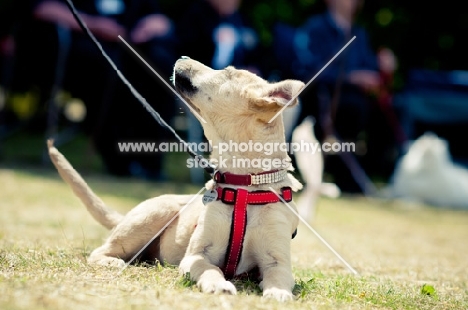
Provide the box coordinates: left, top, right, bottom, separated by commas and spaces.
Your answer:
64, 0, 216, 175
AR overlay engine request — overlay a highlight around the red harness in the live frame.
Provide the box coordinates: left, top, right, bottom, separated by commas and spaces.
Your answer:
215, 186, 293, 279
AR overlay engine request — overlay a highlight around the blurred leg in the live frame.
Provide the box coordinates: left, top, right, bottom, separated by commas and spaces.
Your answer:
325, 85, 370, 193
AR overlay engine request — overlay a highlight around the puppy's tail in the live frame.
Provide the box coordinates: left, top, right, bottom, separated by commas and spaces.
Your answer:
47, 139, 124, 229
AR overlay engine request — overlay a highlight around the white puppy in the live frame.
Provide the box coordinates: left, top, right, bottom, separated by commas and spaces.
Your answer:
389, 132, 468, 208
49, 58, 308, 301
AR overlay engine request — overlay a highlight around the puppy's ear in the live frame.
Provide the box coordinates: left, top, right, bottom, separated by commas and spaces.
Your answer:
250, 80, 305, 111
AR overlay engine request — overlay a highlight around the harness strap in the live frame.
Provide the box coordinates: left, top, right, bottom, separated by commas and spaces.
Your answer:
216, 187, 293, 205
223, 188, 248, 279
218, 187, 293, 279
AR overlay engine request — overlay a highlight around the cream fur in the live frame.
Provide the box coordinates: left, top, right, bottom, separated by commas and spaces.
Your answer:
291, 117, 341, 223
388, 132, 468, 208
48, 58, 307, 301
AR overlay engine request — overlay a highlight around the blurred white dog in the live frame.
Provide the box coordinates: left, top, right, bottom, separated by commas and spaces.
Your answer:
389, 132, 468, 209
291, 117, 341, 221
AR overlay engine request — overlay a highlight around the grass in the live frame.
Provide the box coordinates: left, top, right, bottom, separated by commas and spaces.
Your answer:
1, 134, 468, 309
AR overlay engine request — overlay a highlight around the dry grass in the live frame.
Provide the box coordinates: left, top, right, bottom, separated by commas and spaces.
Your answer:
1, 166, 467, 309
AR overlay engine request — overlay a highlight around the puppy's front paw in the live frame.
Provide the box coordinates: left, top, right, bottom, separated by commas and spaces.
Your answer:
88, 257, 126, 268
200, 280, 237, 295
262, 288, 293, 302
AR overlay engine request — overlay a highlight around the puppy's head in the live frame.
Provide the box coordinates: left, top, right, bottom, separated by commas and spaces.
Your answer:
402, 132, 450, 172
173, 57, 304, 142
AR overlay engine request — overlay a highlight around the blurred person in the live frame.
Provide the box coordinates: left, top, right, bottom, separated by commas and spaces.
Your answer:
176, 0, 260, 72
21, 0, 177, 178
175, 0, 261, 183
289, 0, 398, 193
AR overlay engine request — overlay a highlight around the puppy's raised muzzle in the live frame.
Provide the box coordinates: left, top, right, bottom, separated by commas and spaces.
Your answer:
173, 57, 198, 96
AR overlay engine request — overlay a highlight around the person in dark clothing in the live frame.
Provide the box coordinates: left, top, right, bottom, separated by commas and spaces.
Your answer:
295, 0, 382, 136
290, 0, 397, 193
176, 0, 260, 72
26, 0, 177, 178
174, 0, 261, 183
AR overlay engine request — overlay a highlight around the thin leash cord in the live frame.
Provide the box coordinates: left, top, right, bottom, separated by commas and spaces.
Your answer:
64, 0, 215, 175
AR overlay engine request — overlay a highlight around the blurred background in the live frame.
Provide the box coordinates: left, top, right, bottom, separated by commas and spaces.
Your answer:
0, 0, 467, 194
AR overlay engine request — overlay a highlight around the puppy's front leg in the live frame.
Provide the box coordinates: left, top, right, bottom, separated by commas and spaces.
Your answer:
179, 254, 236, 294
179, 208, 236, 295
258, 231, 295, 302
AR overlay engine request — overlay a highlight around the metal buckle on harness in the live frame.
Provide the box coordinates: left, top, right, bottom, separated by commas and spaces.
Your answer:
213, 170, 221, 183
221, 187, 236, 205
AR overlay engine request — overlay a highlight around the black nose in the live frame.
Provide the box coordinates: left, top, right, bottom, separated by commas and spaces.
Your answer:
180, 56, 190, 60
174, 72, 197, 95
